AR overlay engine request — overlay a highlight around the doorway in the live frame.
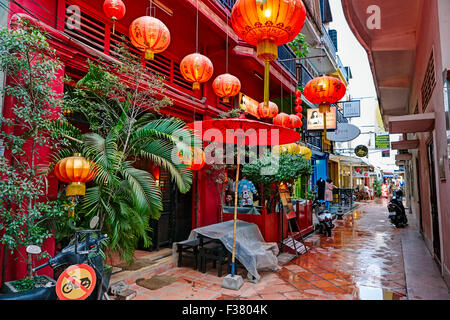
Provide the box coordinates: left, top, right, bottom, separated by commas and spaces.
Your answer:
427, 140, 441, 265
147, 168, 193, 250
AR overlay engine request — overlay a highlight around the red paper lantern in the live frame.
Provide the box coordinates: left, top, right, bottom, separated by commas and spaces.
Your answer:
231, 0, 306, 62
178, 147, 205, 171
295, 98, 303, 105
303, 75, 346, 113
273, 112, 290, 128
212, 73, 241, 102
231, 0, 306, 107
129, 16, 171, 60
294, 89, 302, 98
103, 0, 126, 34
180, 53, 214, 91
289, 114, 302, 128
257, 101, 279, 119
296, 113, 303, 119
54, 154, 97, 197
295, 105, 303, 113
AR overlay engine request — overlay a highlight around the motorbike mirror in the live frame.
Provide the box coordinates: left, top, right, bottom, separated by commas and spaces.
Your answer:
26, 245, 41, 255
89, 216, 99, 229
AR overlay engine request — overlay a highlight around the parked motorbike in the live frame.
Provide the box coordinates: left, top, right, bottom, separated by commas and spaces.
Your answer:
312, 200, 335, 237
387, 189, 408, 228
0, 229, 109, 300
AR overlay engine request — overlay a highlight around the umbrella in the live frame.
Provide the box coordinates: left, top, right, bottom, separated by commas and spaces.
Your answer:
185, 118, 301, 277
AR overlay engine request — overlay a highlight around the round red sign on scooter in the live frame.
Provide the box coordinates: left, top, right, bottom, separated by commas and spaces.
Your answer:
56, 264, 97, 300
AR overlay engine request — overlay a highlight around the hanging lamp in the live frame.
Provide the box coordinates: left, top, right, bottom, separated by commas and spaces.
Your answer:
231, 0, 306, 107
103, 0, 126, 35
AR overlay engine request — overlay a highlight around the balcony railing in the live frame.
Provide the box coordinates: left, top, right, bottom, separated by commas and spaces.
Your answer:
217, 0, 236, 10
277, 44, 297, 77
297, 62, 314, 87
321, 25, 337, 61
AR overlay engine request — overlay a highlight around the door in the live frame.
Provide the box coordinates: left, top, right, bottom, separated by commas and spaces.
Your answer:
427, 141, 441, 265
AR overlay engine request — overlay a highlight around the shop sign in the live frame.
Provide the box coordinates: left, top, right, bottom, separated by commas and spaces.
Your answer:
239, 93, 259, 119
342, 100, 361, 118
354, 145, 368, 157
375, 133, 390, 149
306, 107, 337, 131
382, 150, 390, 158
326, 123, 360, 142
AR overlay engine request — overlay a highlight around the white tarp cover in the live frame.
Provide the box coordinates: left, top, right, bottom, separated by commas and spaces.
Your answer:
186, 220, 280, 280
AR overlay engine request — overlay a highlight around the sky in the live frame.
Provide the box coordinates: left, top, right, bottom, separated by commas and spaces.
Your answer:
327, 0, 400, 172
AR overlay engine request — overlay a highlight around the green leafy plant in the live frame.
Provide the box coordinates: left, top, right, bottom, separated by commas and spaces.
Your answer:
0, 20, 73, 285
59, 42, 195, 264
242, 151, 312, 210
289, 33, 309, 58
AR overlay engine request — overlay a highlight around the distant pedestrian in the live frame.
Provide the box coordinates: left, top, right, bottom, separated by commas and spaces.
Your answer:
325, 178, 336, 209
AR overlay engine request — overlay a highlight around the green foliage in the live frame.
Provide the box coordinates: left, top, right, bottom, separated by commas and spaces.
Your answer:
242, 152, 312, 186
60, 45, 195, 264
373, 179, 381, 197
0, 20, 74, 279
288, 33, 309, 58
242, 152, 312, 209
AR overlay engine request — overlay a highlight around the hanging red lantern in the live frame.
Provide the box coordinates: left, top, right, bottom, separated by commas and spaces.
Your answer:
289, 114, 302, 129
180, 53, 214, 91
295, 105, 303, 113
212, 73, 241, 102
103, 0, 126, 35
129, 16, 171, 60
178, 147, 205, 171
296, 113, 303, 119
231, 0, 306, 107
294, 89, 302, 98
273, 112, 290, 128
295, 98, 303, 105
303, 75, 346, 113
257, 101, 279, 119
54, 154, 97, 196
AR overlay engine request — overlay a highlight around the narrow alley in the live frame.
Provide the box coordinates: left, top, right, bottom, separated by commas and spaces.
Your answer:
120, 200, 449, 300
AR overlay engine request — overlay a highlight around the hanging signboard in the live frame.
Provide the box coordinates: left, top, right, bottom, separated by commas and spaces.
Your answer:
382, 150, 390, 158
354, 145, 368, 157
239, 93, 260, 119
326, 123, 361, 142
342, 100, 361, 118
306, 107, 337, 131
375, 133, 390, 149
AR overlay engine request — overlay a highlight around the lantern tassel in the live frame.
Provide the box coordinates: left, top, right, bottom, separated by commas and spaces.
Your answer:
112, 22, 116, 35
264, 61, 270, 106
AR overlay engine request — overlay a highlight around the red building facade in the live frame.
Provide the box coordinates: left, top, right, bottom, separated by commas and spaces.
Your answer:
0, 0, 299, 283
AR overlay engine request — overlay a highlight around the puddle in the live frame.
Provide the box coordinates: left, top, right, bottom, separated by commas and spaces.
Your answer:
355, 285, 407, 300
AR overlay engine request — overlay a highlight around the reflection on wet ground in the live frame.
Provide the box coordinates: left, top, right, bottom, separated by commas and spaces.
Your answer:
128, 200, 408, 300
275, 199, 407, 300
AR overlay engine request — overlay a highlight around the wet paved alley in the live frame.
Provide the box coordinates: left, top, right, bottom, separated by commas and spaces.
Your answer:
123, 200, 448, 300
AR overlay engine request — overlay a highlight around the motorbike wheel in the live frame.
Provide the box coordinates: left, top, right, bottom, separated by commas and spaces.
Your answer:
326, 226, 332, 237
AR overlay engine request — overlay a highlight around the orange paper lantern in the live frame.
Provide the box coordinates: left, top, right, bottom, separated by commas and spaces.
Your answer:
180, 53, 214, 91
103, 0, 126, 34
303, 75, 346, 113
231, 0, 306, 109
178, 147, 205, 171
54, 154, 97, 197
289, 114, 302, 128
231, 0, 306, 62
273, 112, 290, 128
212, 73, 241, 102
129, 16, 171, 60
257, 101, 279, 119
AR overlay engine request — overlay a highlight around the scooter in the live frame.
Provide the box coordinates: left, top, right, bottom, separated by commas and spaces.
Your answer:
387, 189, 408, 228
0, 229, 109, 300
312, 200, 335, 237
